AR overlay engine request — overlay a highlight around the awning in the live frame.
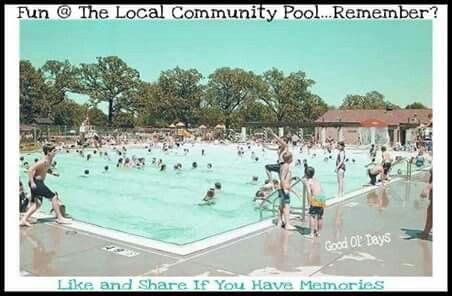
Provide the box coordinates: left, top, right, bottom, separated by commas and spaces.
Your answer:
360, 119, 387, 128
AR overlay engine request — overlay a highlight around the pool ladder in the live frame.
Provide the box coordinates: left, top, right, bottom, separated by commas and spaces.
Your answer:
257, 177, 308, 221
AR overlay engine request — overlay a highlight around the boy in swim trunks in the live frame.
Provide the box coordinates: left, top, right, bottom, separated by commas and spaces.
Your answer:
277, 151, 297, 230
304, 166, 326, 238
381, 146, 393, 184
19, 143, 71, 226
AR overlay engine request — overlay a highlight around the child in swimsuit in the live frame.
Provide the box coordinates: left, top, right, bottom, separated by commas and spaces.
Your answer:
304, 166, 326, 238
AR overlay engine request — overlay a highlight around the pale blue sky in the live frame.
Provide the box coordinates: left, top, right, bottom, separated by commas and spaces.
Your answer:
20, 20, 432, 112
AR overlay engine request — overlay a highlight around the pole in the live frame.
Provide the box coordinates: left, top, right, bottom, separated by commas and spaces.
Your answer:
302, 182, 307, 221
33, 126, 37, 147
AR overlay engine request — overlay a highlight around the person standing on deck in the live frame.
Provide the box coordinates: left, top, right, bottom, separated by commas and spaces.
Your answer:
381, 146, 393, 185
335, 141, 346, 199
79, 116, 89, 145
20, 143, 71, 226
419, 169, 432, 240
277, 151, 297, 230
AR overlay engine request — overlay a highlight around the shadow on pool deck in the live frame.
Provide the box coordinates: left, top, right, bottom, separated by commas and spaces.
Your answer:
20, 175, 432, 277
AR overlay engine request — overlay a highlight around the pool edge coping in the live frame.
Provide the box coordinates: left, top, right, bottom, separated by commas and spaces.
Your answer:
29, 170, 427, 256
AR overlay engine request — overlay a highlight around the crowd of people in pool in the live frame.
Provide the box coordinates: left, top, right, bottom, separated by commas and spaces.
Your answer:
19, 122, 433, 240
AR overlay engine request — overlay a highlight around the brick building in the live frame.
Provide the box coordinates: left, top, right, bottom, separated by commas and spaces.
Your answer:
315, 109, 432, 146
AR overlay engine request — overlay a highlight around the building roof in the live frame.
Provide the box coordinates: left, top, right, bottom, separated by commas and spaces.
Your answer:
316, 109, 432, 126
20, 124, 34, 131
33, 117, 54, 125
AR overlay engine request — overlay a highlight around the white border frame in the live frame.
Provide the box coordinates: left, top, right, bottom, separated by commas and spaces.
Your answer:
5, 4, 448, 291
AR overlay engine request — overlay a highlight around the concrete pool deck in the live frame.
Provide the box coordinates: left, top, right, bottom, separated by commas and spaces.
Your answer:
20, 173, 432, 277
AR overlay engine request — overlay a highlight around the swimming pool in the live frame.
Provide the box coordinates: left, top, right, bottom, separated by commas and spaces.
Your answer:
19, 144, 413, 245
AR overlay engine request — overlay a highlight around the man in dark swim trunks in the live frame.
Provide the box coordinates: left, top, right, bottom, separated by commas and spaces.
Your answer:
20, 143, 71, 226
263, 128, 288, 184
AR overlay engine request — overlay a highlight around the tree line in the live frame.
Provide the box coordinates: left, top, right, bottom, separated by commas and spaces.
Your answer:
20, 56, 428, 129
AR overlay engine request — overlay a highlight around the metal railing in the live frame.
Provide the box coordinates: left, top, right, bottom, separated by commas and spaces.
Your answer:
257, 177, 308, 221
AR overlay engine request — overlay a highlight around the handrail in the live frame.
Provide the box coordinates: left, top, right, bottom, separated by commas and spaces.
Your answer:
257, 177, 307, 220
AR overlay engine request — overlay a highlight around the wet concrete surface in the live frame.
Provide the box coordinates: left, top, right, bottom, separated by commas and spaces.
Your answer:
20, 176, 432, 277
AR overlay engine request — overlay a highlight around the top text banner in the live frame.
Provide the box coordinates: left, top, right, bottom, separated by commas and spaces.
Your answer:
15, 5, 442, 22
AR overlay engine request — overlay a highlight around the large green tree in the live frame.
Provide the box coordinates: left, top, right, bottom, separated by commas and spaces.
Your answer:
19, 60, 48, 123
78, 56, 141, 125
134, 82, 163, 127
260, 68, 325, 124
206, 67, 263, 128
156, 67, 204, 127
340, 91, 400, 109
236, 101, 274, 127
40, 60, 79, 117
405, 102, 428, 109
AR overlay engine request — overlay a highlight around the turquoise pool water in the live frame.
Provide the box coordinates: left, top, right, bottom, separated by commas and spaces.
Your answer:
19, 144, 407, 245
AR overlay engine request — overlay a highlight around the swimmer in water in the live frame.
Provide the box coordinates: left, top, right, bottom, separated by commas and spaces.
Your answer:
104, 151, 111, 161
207, 163, 212, 170
200, 188, 216, 205
249, 176, 259, 185
80, 169, 89, 177
117, 158, 123, 168
103, 165, 109, 173
192, 162, 198, 169
214, 182, 222, 192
